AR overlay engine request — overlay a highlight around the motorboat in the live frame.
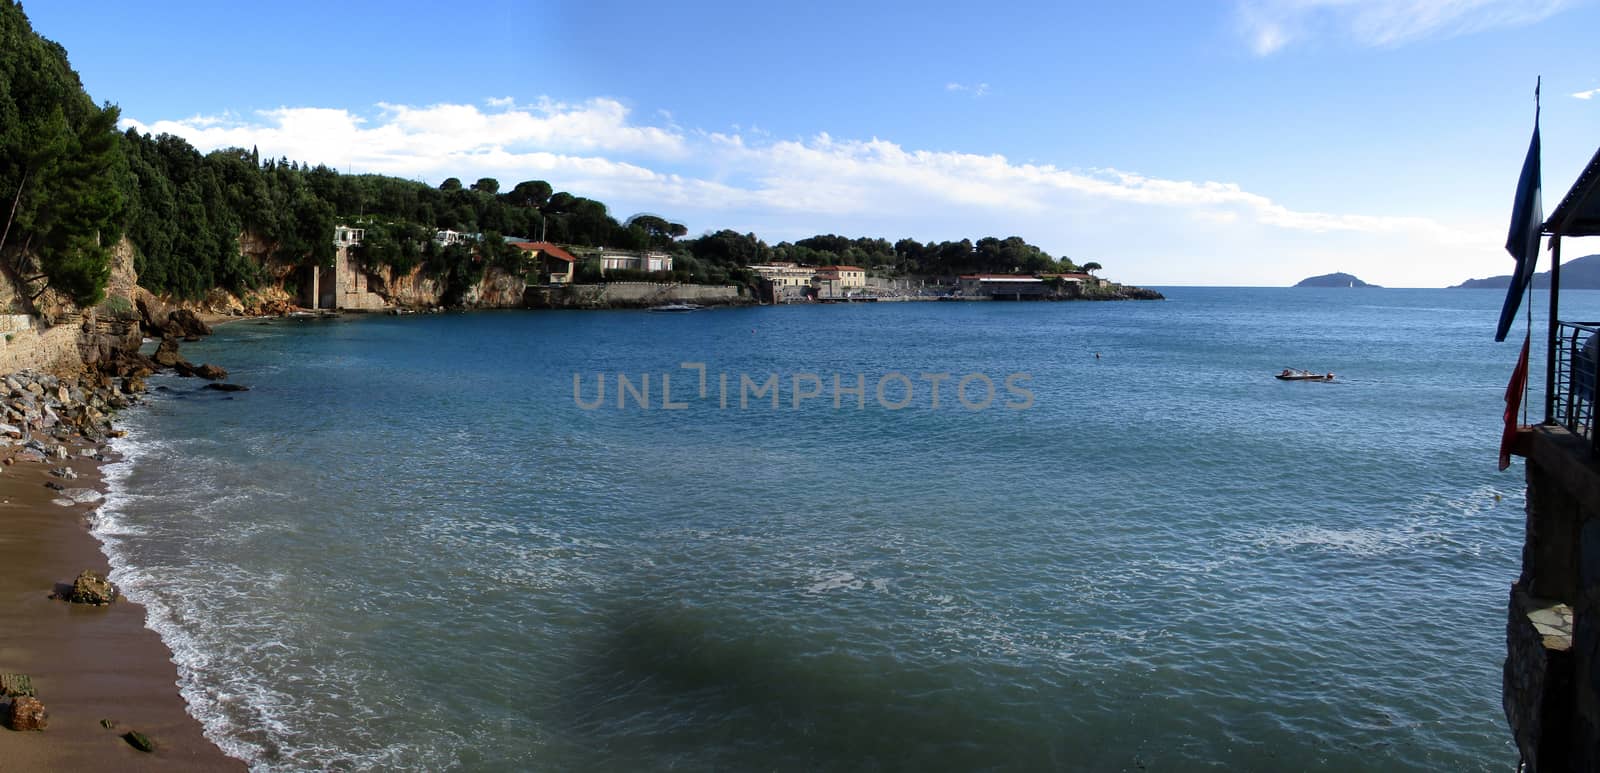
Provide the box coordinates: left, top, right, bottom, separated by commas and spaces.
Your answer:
1275, 369, 1334, 381
647, 303, 704, 313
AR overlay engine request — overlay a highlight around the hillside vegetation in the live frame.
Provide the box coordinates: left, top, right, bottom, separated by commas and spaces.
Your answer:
1, 1, 1103, 310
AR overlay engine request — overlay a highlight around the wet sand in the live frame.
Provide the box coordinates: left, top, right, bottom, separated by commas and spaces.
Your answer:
0, 446, 243, 770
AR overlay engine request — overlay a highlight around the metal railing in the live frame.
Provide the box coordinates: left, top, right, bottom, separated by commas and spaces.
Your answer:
1553, 321, 1600, 452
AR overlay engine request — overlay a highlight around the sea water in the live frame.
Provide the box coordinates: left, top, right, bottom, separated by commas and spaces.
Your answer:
92, 287, 1573, 771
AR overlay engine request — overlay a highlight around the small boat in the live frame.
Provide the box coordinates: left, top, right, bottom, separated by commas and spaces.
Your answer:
647, 303, 704, 313
1275, 368, 1334, 381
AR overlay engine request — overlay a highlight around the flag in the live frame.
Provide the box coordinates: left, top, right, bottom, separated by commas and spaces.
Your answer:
1500, 333, 1531, 470
1496, 85, 1543, 342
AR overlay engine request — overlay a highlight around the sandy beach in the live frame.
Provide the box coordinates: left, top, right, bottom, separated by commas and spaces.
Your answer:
0, 442, 243, 770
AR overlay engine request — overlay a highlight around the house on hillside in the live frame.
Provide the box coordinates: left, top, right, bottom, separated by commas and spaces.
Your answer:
510, 241, 577, 284
434, 229, 478, 246
596, 249, 673, 274
333, 225, 364, 247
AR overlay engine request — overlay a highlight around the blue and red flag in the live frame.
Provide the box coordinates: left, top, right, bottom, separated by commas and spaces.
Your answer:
1496, 82, 1542, 343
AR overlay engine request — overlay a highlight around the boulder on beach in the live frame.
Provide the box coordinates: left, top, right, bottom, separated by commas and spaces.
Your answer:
6, 695, 47, 731
123, 729, 155, 752
59, 488, 104, 504
64, 570, 116, 605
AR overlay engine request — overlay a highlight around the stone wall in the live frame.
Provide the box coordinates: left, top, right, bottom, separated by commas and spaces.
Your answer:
0, 320, 89, 376
1508, 425, 1600, 771
525, 283, 749, 309
333, 246, 388, 311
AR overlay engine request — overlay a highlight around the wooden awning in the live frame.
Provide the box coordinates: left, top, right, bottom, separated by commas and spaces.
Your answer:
1546, 145, 1600, 237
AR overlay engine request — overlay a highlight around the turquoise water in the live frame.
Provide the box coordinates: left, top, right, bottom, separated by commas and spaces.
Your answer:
93, 288, 1572, 770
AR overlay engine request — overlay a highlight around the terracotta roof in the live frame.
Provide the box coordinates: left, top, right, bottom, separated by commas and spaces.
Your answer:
817, 265, 864, 272
510, 241, 576, 262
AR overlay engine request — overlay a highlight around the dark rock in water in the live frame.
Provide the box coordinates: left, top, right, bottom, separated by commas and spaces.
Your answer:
171, 359, 196, 377
165, 308, 212, 339
123, 729, 155, 752
7, 695, 47, 731
0, 673, 35, 698
194, 363, 227, 380
204, 382, 249, 392
64, 570, 116, 605
153, 337, 183, 367
136, 294, 171, 336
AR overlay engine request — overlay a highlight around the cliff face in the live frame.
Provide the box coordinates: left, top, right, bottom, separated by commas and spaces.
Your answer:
146, 233, 529, 314
361, 264, 525, 310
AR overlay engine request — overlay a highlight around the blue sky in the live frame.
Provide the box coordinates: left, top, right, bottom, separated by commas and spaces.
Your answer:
22, 0, 1600, 286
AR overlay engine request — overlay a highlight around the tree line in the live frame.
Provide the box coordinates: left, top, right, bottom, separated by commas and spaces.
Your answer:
0, 1, 1101, 308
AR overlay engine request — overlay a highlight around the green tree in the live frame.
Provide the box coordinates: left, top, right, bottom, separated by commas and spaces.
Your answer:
507, 179, 553, 209
0, 3, 126, 306
1081, 261, 1102, 275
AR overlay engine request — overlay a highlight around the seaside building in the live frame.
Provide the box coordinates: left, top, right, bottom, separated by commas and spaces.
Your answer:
1037, 272, 1108, 289
303, 223, 386, 311
814, 265, 867, 289
509, 241, 577, 284
1500, 135, 1600, 770
749, 263, 817, 288
957, 274, 1050, 298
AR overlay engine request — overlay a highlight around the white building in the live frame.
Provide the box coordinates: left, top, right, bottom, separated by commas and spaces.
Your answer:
749, 263, 817, 287
333, 225, 364, 247
598, 250, 674, 273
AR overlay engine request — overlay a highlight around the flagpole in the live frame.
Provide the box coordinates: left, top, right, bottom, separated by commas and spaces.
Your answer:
1546, 235, 1561, 425
1525, 250, 1533, 428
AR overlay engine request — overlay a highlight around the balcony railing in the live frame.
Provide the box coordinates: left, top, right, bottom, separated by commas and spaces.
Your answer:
1553, 321, 1600, 452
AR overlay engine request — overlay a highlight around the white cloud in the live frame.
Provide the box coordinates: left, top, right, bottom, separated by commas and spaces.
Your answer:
945, 82, 991, 97
1575, 87, 1600, 99
121, 96, 1493, 286
1236, 0, 1576, 55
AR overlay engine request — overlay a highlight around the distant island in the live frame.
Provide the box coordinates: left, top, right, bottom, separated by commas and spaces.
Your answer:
1452, 254, 1600, 289
1295, 272, 1378, 288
